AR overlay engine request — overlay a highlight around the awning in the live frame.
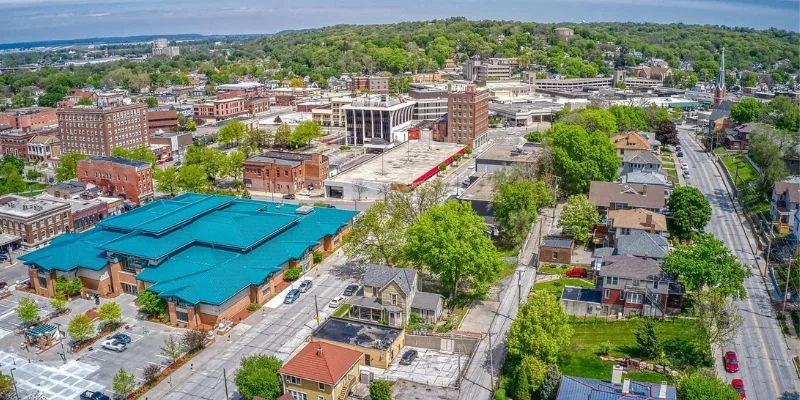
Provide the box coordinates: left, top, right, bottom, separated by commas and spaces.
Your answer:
26, 324, 56, 337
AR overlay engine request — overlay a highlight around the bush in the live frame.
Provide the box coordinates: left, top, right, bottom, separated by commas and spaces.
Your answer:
526, 131, 543, 143
142, 364, 160, 383
313, 250, 323, 263
283, 267, 301, 281
247, 303, 262, 312
339, 145, 351, 151
598, 341, 613, 355
182, 329, 206, 352
369, 380, 392, 400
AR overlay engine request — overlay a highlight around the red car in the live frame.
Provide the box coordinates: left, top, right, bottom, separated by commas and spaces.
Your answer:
565, 267, 588, 278
731, 378, 746, 399
724, 351, 739, 373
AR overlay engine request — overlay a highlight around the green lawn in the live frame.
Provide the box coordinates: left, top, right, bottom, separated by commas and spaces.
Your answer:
333, 304, 349, 317
534, 277, 595, 299
558, 318, 709, 383
537, 264, 567, 275
720, 154, 759, 188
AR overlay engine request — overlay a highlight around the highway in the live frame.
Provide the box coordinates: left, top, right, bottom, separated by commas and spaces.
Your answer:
678, 126, 799, 400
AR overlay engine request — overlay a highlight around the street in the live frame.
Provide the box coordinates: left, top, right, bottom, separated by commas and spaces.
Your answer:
678, 126, 800, 400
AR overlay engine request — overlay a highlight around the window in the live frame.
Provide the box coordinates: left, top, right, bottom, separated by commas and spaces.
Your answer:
287, 390, 307, 400
391, 294, 398, 305
603, 289, 610, 299
605, 276, 612, 284
626, 293, 643, 304
286, 376, 302, 385
318, 382, 326, 391
175, 310, 189, 322
552, 251, 559, 260
652, 280, 659, 290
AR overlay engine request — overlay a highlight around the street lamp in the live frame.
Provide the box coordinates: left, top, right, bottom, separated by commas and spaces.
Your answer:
9, 367, 18, 399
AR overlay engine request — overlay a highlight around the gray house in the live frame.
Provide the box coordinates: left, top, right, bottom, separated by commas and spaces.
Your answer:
621, 151, 662, 175
348, 264, 444, 327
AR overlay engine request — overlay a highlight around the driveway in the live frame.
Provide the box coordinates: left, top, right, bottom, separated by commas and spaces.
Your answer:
363, 346, 463, 388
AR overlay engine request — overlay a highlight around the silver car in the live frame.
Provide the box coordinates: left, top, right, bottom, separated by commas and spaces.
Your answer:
101, 339, 126, 352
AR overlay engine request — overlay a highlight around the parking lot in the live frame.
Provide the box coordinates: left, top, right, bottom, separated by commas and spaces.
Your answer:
363, 346, 463, 388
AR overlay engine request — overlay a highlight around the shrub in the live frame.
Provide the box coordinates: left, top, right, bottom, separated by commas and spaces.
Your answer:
526, 131, 543, 143
598, 341, 613, 355
284, 267, 302, 281
339, 145, 351, 151
247, 303, 262, 312
182, 329, 206, 352
142, 364, 160, 383
369, 380, 392, 400
313, 250, 323, 263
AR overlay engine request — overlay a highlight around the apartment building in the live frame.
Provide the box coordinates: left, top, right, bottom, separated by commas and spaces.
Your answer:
408, 85, 449, 120
0, 108, 57, 131
0, 195, 72, 248
462, 57, 513, 82
192, 98, 246, 122
349, 76, 390, 94
57, 104, 149, 156
152, 38, 180, 57
76, 156, 154, 204
437, 84, 489, 148
243, 151, 330, 194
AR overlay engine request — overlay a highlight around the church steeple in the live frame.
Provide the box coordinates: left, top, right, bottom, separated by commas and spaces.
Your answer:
713, 47, 727, 107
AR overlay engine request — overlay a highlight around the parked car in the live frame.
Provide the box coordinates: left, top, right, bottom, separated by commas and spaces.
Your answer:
81, 391, 111, 400
107, 333, 131, 344
298, 279, 313, 293
565, 267, 588, 278
724, 351, 739, 373
326, 204, 336, 208
284, 289, 301, 304
677, 151, 684, 157
101, 339, 126, 352
731, 378, 746, 399
681, 163, 689, 170
283, 194, 296, 200
343, 284, 359, 296
683, 170, 691, 179
676, 146, 682, 152
328, 296, 345, 308
399, 349, 418, 365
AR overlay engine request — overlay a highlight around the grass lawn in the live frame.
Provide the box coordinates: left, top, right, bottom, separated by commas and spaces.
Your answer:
537, 264, 567, 275
558, 318, 708, 383
720, 154, 759, 188
499, 261, 518, 279
333, 304, 349, 317
534, 277, 595, 299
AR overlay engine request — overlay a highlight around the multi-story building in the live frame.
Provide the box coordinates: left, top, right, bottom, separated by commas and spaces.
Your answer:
588, 182, 669, 213
27, 132, 61, 163
76, 157, 154, 204
611, 132, 652, 159
152, 38, 180, 57
771, 178, 800, 235
215, 82, 266, 99
149, 131, 193, 158
57, 104, 149, 156
438, 84, 489, 148
192, 97, 266, 122
146, 109, 179, 133
0, 129, 37, 159
243, 151, 330, 194
0, 194, 72, 248
37, 194, 108, 233
0, 108, 58, 131
279, 342, 363, 400
462, 57, 513, 82
95, 90, 128, 107
342, 96, 416, 149
349, 76, 389, 94
554, 27, 574, 40
408, 85, 449, 120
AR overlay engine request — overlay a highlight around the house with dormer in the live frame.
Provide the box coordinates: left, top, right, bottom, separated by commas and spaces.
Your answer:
611, 132, 651, 159
347, 264, 443, 326
588, 182, 669, 213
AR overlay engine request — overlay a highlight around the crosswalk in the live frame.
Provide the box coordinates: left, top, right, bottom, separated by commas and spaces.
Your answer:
0, 350, 105, 400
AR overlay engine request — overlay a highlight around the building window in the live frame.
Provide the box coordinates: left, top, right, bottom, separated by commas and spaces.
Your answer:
653, 280, 659, 290
175, 310, 189, 322
318, 382, 326, 391
626, 293, 643, 304
603, 289, 610, 299
38, 276, 48, 289
552, 251, 558, 260
286, 376, 302, 385
121, 282, 139, 295
391, 294, 398, 306
611, 277, 618, 285
287, 391, 307, 400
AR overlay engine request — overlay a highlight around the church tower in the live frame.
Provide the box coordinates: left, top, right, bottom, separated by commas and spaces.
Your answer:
712, 47, 727, 107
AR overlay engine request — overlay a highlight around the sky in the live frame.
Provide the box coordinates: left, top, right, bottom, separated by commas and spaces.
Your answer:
0, 0, 798, 44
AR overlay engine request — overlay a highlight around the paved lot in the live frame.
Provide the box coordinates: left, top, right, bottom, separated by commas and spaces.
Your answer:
363, 347, 462, 388
0, 349, 104, 400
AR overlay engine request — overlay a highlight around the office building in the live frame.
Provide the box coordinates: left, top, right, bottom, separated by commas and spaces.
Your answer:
76, 157, 154, 204
57, 104, 149, 157
0, 195, 72, 248
0, 129, 37, 159
349, 76, 390, 94
243, 151, 330, 194
342, 96, 416, 149
438, 84, 489, 148
408, 85, 449, 120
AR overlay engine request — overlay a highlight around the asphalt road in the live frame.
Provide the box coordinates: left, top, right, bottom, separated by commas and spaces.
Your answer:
678, 126, 800, 400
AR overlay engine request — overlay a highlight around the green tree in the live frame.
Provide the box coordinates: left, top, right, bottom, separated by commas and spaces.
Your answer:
290, 121, 323, 148
493, 180, 551, 248
111, 145, 157, 166
0, 372, 13, 397
693, 288, 744, 348
608, 105, 647, 131
507, 291, 573, 363
154, 166, 180, 196
112, 368, 136, 398
177, 164, 211, 193
537, 364, 562, 400
137, 290, 167, 316
145, 97, 159, 108
289, 77, 304, 88
55, 153, 86, 182
404, 200, 503, 299
76, 97, 94, 106
663, 233, 750, 299
160, 334, 184, 363
243, 127, 270, 152
676, 371, 740, 400
369, 380, 392, 400
2, 169, 27, 194
182, 119, 197, 132
344, 201, 406, 266
50, 292, 67, 311
55, 276, 83, 297
548, 123, 619, 193
635, 319, 662, 359
223, 150, 246, 181
67, 314, 95, 342
509, 355, 547, 400
38, 85, 69, 107
273, 123, 293, 148
560, 107, 617, 136
17, 297, 39, 324
216, 120, 247, 147
235, 355, 283, 400
11, 93, 34, 108
25, 168, 41, 181
760, 96, 800, 132
557, 194, 600, 243
731, 98, 762, 125
97, 302, 122, 325
655, 120, 679, 146
668, 186, 712, 238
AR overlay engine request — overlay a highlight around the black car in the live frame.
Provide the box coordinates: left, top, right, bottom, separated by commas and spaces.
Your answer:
81, 391, 111, 400
399, 349, 418, 365
283, 194, 296, 200
343, 284, 359, 296
108, 333, 131, 344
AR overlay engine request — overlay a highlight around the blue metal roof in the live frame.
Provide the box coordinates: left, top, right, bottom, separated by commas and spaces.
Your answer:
556, 376, 676, 400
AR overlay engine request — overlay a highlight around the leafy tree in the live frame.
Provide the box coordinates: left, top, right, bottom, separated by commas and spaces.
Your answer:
111, 146, 157, 166
137, 290, 167, 316
177, 164, 211, 193
0, 372, 13, 396
608, 105, 647, 131
548, 123, 619, 193
507, 291, 573, 363
11, 93, 34, 108
509, 355, 547, 400
343, 201, 406, 266
2, 169, 27, 194
290, 121, 323, 148
1, 155, 24, 172
663, 233, 750, 299
154, 166, 180, 196
526, 131, 543, 143
369, 380, 392, 400
25, 168, 41, 181
67, 314, 95, 342
55, 153, 86, 182
142, 364, 161, 383
655, 120, 679, 146
557, 194, 600, 243
676, 371, 740, 400
235, 355, 282, 400
217, 120, 247, 147
243, 127, 270, 152
537, 364, 562, 400
97, 302, 121, 325
17, 297, 39, 324
668, 186, 712, 238
747, 124, 790, 194
273, 123, 292, 148
635, 319, 662, 359
181, 119, 197, 132
38, 85, 69, 107
76, 97, 94, 106
693, 288, 744, 348
145, 97, 159, 108
493, 180, 551, 248
55, 276, 83, 297
404, 200, 503, 299
289, 77, 304, 88
760, 96, 800, 132
731, 98, 762, 125
112, 368, 136, 398
223, 150, 246, 181
160, 334, 184, 363
182, 329, 206, 352
560, 107, 617, 136
50, 292, 67, 311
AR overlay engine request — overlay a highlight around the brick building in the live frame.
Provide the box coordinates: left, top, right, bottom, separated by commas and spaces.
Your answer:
149, 131, 193, 158
243, 151, 330, 194
76, 157, 154, 204
349, 76, 389, 94
0, 129, 37, 159
146, 109, 179, 133
0, 108, 58, 132
192, 98, 246, 122
0, 194, 72, 248
538, 237, 574, 265
57, 104, 149, 156
27, 132, 61, 163
436, 84, 489, 148
38, 194, 108, 233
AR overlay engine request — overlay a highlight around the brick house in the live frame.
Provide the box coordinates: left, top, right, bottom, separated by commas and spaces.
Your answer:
243, 151, 330, 194
279, 341, 363, 400
76, 157, 154, 204
538, 237, 574, 265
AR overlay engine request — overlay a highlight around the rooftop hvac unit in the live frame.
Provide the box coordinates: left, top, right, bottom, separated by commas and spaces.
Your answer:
295, 205, 314, 215
360, 370, 374, 384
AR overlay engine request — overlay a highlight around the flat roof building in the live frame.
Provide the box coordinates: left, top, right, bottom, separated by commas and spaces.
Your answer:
0, 194, 72, 248
475, 143, 543, 173
76, 156, 154, 204
438, 84, 489, 148
57, 104, 149, 156
244, 151, 330, 194
342, 96, 416, 149
312, 317, 404, 369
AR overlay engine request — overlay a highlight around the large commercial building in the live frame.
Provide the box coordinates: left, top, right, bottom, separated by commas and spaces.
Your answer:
462, 57, 514, 82
311, 97, 353, 127
0, 129, 37, 159
342, 96, 416, 149
152, 38, 180, 57
146, 109, 179, 133
349, 76, 389, 94
57, 104, 149, 156
76, 157, 154, 204
0, 108, 58, 131
408, 85, 449, 120
21, 193, 357, 329
437, 84, 489, 148
192, 97, 268, 122
0, 195, 72, 248
243, 151, 330, 194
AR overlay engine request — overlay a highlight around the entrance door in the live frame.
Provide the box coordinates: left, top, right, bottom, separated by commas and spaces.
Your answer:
365, 354, 371, 366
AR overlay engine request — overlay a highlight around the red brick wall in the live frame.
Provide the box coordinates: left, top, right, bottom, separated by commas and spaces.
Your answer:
539, 245, 572, 264
243, 161, 304, 194
77, 159, 154, 204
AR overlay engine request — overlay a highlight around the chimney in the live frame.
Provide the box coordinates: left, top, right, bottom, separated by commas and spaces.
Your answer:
622, 378, 631, 394
642, 184, 648, 195
645, 212, 653, 228
316, 345, 323, 357
611, 364, 624, 385
658, 381, 668, 399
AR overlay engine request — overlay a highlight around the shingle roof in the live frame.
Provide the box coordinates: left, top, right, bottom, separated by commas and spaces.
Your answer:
411, 291, 443, 311
279, 341, 362, 385
542, 237, 574, 249
363, 264, 417, 296
774, 180, 800, 203
556, 376, 676, 400
611, 132, 651, 151
561, 287, 602, 303
608, 209, 667, 232
588, 182, 667, 210
616, 231, 669, 259
623, 151, 661, 165
599, 255, 665, 281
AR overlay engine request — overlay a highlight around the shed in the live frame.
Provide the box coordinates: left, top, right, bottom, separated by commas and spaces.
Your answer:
539, 237, 574, 265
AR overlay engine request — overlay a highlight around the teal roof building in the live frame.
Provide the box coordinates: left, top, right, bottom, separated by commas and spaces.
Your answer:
21, 193, 358, 312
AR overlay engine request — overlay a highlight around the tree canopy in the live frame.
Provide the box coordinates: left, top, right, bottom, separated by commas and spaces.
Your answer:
507, 290, 573, 363
557, 194, 600, 243
731, 98, 762, 125
235, 355, 283, 400
548, 123, 619, 194
55, 153, 86, 182
493, 179, 552, 248
668, 186, 712, 238
663, 233, 750, 299
676, 371, 740, 400
111, 145, 157, 166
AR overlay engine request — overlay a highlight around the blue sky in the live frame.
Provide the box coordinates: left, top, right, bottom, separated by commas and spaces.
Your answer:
0, 0, 798, 43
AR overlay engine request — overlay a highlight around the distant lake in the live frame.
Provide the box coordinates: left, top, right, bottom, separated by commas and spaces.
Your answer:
0, 0, 798, 44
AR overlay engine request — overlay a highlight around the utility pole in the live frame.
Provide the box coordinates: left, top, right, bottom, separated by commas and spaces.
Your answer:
9, 368, 17, 400
487, 331, 494, 392
223, 368, 230, 400
785, 257, 794, 312
314, 295, 320, 327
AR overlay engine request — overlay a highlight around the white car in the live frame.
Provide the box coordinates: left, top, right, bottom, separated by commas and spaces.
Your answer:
101, 339, 126, 352
681, 163, 689, 170
328, 295, 345, 308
